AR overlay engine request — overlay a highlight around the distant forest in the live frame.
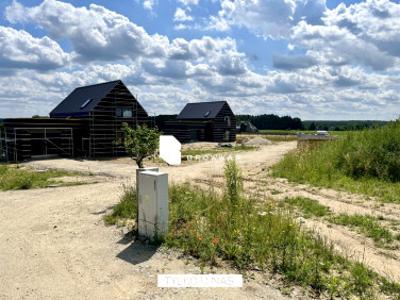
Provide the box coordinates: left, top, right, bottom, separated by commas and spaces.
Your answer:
237, 114, 303, 130
303, 120, 388, 131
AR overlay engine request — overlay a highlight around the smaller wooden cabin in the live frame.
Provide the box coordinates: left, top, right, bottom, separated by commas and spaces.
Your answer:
163, 101, 236, 143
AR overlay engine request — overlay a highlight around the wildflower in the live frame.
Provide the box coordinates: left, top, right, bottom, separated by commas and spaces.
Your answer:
212, 236, 220, 246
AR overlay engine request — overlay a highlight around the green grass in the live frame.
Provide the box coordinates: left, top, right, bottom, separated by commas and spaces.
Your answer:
182, 144, 257, 157
284, 197, 331, 218
105, 160, 400, 298
0, 164, 75, 190
329, 214, 396, 247
272, 121, 400, 203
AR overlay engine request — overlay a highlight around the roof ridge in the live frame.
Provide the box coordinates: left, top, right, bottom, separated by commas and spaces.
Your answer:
186, 100, 226, 104
74, 80, 121, 90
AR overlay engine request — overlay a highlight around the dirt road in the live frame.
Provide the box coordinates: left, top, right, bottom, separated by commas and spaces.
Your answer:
0, 142, 296, 300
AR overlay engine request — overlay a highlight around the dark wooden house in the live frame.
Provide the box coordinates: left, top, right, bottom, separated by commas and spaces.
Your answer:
0, 80, 148, 162
163, 101, 236, 143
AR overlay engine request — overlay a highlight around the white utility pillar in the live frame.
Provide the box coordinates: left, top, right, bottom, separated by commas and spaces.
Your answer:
137, 170, 169, 240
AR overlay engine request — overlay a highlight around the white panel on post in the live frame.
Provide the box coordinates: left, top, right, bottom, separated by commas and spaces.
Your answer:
137, 170, 168, 240
159, 135, 181, 166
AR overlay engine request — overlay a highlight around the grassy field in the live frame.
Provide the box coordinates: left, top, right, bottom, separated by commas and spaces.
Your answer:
272, 122, 400, 203
0, 164, 77, 190
105, 160, 400, 298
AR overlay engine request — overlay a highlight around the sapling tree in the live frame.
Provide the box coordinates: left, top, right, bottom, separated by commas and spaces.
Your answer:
122, 123, 160, 168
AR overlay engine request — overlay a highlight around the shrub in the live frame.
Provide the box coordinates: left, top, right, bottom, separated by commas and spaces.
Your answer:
122, 123, 159, 168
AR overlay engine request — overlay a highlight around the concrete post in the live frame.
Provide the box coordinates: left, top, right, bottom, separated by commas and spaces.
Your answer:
137, 170, 169, 241
136, 167, 159, 232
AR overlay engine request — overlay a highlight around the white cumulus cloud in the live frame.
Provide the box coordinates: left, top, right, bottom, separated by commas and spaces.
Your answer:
174, 8, 193, 22
5, 0, 168, 61
0, 26, 69, 71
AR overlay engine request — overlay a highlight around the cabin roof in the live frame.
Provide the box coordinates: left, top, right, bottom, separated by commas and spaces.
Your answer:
49, 80, 121, 117
177, 101, 227, 120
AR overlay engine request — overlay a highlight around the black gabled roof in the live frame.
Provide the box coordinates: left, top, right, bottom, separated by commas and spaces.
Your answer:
177, 101, 227, 119
49, 80, 121, 117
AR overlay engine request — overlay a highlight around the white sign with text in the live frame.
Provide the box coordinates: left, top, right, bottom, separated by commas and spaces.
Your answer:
158, 274, 243, 288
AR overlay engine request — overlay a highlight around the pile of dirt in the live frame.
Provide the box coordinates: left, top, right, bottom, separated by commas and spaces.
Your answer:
244, 137, 272, 146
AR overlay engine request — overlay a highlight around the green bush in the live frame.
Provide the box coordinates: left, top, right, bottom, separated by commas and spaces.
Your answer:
122, 124, 160, 168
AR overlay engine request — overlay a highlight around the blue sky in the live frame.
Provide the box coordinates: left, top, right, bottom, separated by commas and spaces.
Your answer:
0, 0, 399, 120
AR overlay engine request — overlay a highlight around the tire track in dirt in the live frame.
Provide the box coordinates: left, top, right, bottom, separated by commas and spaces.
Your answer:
303, 220, 400, 282
266, 179, 400, 222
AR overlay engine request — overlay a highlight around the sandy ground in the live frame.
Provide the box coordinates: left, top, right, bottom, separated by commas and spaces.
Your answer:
0, 142, 296, 300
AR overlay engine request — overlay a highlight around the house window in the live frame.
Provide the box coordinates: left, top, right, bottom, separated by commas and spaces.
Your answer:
116, 107, 133, 118
224, 116, 231, 127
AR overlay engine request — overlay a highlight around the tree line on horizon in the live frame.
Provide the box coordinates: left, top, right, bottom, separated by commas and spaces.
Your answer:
237, 115, 387, 131
237, 114, 303, 130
